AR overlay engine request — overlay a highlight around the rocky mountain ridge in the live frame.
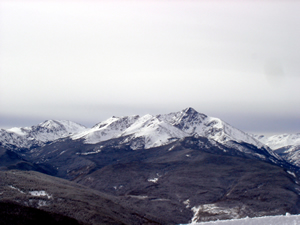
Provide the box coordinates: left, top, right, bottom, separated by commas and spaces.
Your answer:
2, 108, 299, 157
255, 133, 300, 150
72, 107, 265, 150
1, 108, 300, 224
1, 108, 265, 150
0, 120, 86, 150
1, 107, 290, 167
255, 133, 300, 167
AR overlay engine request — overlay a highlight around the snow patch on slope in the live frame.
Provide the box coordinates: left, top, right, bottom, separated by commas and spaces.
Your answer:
191, 204, 241, 223
29, 190, 52, 199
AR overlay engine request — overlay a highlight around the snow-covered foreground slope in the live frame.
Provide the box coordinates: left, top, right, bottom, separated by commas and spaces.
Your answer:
73, 107, 264, 150
188, 214, 300, 225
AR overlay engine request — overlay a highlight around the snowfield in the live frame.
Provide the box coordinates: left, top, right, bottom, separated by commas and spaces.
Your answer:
255, 133, 300, 150
72, 107, 265, 150
188, 214, 300, 225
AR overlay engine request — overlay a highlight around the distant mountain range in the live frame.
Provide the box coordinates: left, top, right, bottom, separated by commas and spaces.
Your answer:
254, 133, 300, 167
0, 107, 267, 150
1, 107, 299, 166
0, 119, 86, 149
1, 107, 300, 224
2, 107, 299, 154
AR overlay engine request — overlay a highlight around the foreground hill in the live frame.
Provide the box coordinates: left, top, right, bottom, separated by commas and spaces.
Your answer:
0, 201, 81, 225
0, 170, 161, 225
2, 138, 299, 224
74, 137, 300, 223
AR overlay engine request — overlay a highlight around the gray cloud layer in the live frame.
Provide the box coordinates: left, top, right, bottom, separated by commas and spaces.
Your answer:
0, 1, 299, 134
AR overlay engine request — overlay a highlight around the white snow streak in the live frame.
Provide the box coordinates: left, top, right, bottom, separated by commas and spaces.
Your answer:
29, 190, 52, 199
78, 149, 102, 155
287, 171, 296, 178
148, 177, 159, 183
9, 185, 25, 194
188, 214, 300, 225
183, 199, 191, 208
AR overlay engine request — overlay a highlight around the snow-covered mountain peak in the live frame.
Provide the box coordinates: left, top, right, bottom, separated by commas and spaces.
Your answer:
157, 108, 263, 148
173, 109, 207, 133
93, 115, 140, 129
182, 107, 206, 119
255, 133, 300, 150
121, 114, 188, 149
73, 115, 141, 144
93, 117, 121, 129
74, 108, 265, 150
157, 107, 207, 127
37, 119, 86, 130
0, 120, 87, 149
31, 120, 87, 136
39, 120, 60, 128
1, 108, 267, 152
6, 127, 28, 136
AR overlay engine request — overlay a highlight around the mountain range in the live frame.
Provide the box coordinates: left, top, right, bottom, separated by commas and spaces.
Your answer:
254, 133, 300, 167
1, 107, 300, 224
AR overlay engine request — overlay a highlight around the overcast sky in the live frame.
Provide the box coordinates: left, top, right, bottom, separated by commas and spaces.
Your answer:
0, 1, 300, 134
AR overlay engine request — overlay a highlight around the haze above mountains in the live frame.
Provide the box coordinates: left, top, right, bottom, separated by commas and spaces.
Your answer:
1, 1, 300, 136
